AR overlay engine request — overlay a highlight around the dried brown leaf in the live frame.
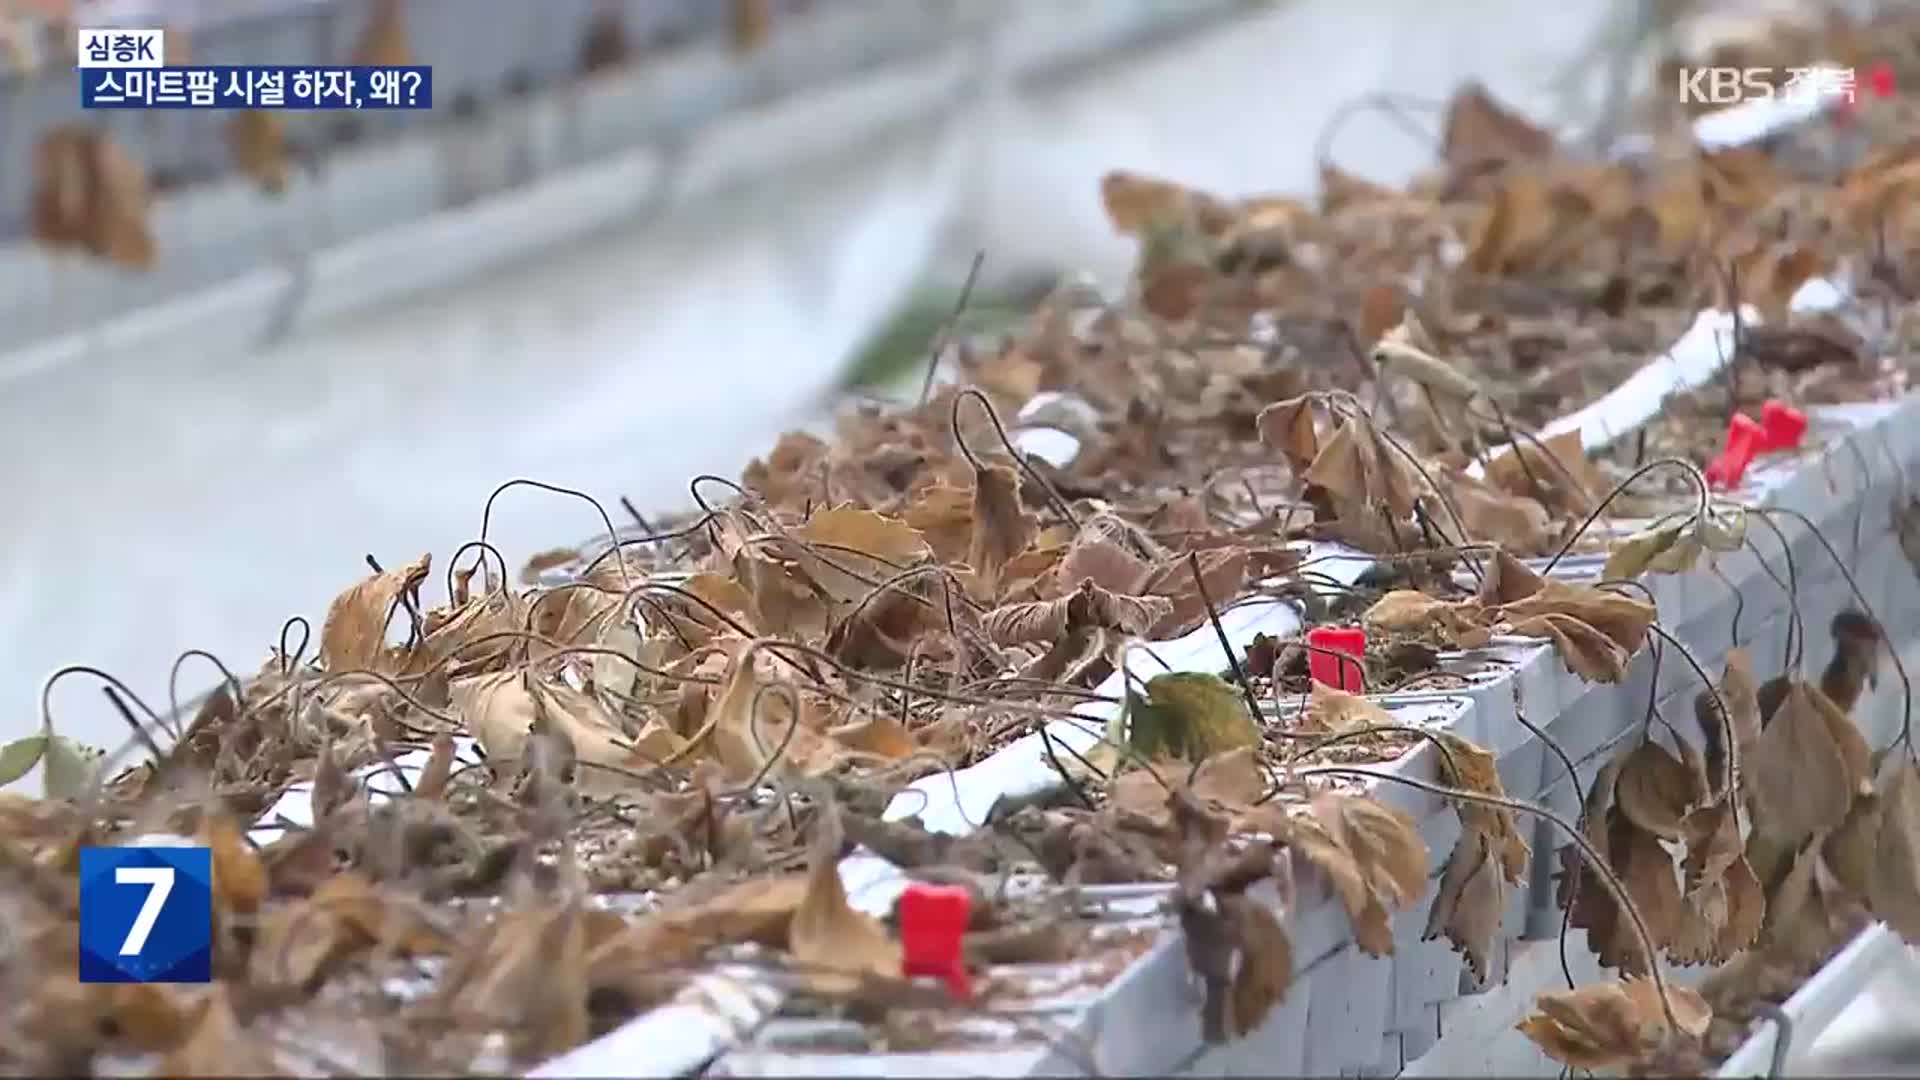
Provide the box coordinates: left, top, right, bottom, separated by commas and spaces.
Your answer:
1298, 681, 1394, 736
1108, 747, 1265, 830
319, 553, 430, 672
452, 670, 538, 763
1613, 741, 1701, 842
1362, 589, 1492, 649
201, 813, 266, 915
1717, 855, 1766, 957
1871, 758, 1920, 943
86, 130, 156, 270
1304, 415, 1420, 519
826, 578, 947, 670
1680, 801, 1741, 891
615, 875, 808, 970
1476, 547, 1546, 606
1424, 827, 1506, 985
829, 712, 918, 762
1765, 834, 1847, 956
445, 905, 589, 1062
160, 985, 277, 1077
1805, 681, 1873, 798
1698, 648, 1761, 797
969, 463, 1036, 594
1467, 170, 1556, 276
1256, 396, 1320, 476
1453, 475, 1554, 555
1746, 683, 1853, 841
790, 836, 902, 993
1508, 613, 1628, 683
1442, 82, 1555, 172
1356, 283, 1405, 352
983, 578, 1170, 646
415, 733, 456, 800
735, 549, 828, 640
1483, 430, 1600, 518
96, 983, 188, 1052
1498, 581, 1655, 654
272, 871, 450, 990
32, 127, 90, 252
1100, 169, 1233, 236
1516, 977, 1710, 1070
1563, 804, 1679, 975
794, 506, 933, 607
704, 653, 834, 781
1434, 731, 1528, 883
1289, 793, 1427, 956
531, 679, 682, 787
902, 482, 973, 566
1319, 162, 1401, 213
1053, 532, 1153, 597
1221, 893, 1293, 1039
1139, 545, 1249, 637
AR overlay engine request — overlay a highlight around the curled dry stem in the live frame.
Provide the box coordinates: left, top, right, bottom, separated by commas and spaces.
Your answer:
951, 386, 1080, 527
477, 478, 631, 593
1745, 510, 1804, 671
578, 511, 719, 581
1755, 505, 1915, 758
1313, 391, 1485, 581
1543, 458, 1711, 575
166, 648, 245, 740
1644, 624, 1736, 804
278, 614, 312, 674
444, 539, 511, 602
918, 249, 987, 405
1188, 550, 1265, 730
1312, 90, 1446, 176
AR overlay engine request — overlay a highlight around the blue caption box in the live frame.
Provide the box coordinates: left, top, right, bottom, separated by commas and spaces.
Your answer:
81, 65, 432, 110
78, 845, 213, 984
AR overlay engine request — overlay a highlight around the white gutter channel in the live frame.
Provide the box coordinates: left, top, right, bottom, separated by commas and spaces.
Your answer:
1717, 924, 1908, 1078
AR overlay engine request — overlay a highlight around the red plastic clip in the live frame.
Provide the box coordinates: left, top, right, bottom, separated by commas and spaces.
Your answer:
1869, 61, 1898, 101
1306, 626, 1367, 692
1705, 412, 1765, 490
1757, 399, 1807, 453
900, 882, 972, 999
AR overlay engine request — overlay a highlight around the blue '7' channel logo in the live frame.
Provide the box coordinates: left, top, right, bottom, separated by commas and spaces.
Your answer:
78, 846, 212, 983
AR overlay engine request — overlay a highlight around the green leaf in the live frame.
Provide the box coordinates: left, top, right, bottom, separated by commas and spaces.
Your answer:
1123, 672, 1260, 761
0, 735, 46, 787
41, 735, 106, 800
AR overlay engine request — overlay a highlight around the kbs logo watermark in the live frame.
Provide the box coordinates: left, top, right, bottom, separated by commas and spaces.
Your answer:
1678, 64, 1896, 106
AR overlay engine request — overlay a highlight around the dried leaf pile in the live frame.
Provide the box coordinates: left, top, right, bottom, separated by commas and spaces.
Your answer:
9, 5, 1920, 1075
